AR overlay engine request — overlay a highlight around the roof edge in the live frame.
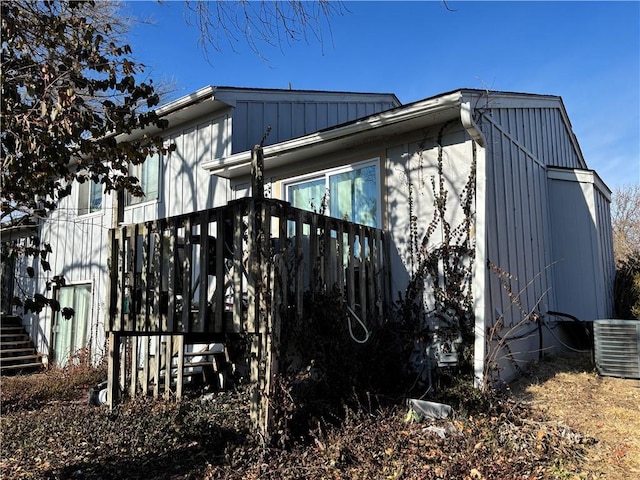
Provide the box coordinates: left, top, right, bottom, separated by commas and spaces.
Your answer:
203, 91, 464, 176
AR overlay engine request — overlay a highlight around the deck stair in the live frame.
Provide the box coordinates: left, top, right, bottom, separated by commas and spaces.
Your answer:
0, 315, 43, 375
133, 337, 231, 394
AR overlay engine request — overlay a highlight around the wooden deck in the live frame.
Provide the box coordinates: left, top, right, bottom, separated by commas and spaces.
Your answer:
105, 197, 390, 435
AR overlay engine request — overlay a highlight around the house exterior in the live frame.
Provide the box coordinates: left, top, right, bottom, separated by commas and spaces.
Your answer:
11, 86, 613, 389
13, 86, 400, 366
202, 88, 615, 383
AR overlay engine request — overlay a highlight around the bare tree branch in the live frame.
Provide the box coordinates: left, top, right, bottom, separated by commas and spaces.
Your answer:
183, 0, 346, 62
611, 184, 640, 263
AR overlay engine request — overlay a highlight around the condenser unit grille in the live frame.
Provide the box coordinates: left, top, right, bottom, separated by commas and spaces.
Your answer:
593, 319, 640, 379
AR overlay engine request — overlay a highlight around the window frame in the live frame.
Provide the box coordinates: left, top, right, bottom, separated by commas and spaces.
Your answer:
52, 282, 92, 366
77, 177, 103, 216
125, 152, 161, 207
282, 158, 382, 228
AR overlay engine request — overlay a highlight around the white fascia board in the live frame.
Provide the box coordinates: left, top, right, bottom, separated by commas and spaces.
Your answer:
153, 85, 215, 117
203, 91, 464, 177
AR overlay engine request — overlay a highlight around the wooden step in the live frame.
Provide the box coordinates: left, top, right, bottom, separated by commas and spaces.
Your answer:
0, 316, 43, 375
183, 349, 224, 357
1, 348, 36, 358
0, 326, 24, 333
0, 333, 30, 342
0, 316, 22, 328
183, 360, 215, 368
0, 340, 31, 347
0, 361, 43, 372
1, 354, 40, 363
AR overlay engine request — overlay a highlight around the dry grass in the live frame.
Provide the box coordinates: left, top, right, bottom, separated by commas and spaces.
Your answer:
511, 352, 640, 479
2, 352, 638, 479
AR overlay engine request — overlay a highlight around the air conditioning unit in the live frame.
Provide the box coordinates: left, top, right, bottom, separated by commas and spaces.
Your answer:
593, 319, 640, 379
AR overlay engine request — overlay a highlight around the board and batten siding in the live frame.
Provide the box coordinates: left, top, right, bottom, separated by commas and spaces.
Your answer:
384, 124, 475, 308
547, 168, 614, 321
32, 188, 113, 358
231, 99, 399, 154
475, 93, 613, 380
463, 88, 587, 172
123, 114, 231, 225
480, 113, 557, 379
483, 106, 586, 170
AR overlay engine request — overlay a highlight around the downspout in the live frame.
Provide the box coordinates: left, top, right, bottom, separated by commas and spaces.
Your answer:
460, 101, 488, 388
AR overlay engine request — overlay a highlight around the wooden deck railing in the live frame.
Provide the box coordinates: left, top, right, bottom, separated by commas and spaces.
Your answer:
106, 197, 390, 335
105, 198, 390, 435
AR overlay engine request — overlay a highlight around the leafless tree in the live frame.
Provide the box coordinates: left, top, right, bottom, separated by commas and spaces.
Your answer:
184, 0, 346, 60
611, 184, 640, 263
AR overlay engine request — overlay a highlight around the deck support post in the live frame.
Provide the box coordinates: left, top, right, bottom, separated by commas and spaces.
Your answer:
106, 332, 121, 409
176, 335, 185, 399
164, 335, 173, 399
247, 195, 281, 440
130, 336, 138, 397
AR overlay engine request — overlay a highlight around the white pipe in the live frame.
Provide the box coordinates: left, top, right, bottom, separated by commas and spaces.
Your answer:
460, 101, 488, 388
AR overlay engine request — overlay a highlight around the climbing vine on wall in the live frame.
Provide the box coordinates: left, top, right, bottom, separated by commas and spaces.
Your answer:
396, 122, 477, 382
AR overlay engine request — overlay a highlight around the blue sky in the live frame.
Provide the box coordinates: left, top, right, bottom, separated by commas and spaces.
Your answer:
124, 1, 639, 190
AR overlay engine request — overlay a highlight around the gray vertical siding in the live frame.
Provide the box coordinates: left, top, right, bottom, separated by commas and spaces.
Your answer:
475, 92, 613, 379
547, 169, 614, 320
486, 107, 586, 170
595, 187, 615, 317
482, 118, 554, 330
231, 99, 398, 154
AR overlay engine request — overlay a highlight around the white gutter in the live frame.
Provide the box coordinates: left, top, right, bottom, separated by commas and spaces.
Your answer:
202, 91, 464, 175
460, 101, 486, 148
153, 85, 215, 118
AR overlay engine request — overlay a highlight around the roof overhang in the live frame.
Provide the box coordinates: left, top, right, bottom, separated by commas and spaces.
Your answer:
203, 91, 466, 178
115, 85, 232, 143
547, 167, 612, 202
0, 218, 38, 242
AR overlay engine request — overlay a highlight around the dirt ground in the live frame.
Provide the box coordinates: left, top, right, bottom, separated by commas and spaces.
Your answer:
511, 352, 640, 479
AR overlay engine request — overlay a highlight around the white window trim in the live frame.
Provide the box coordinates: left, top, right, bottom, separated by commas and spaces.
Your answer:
77, 177, 104, 217
125, 152, 162, 208
282, 158, 382, 227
